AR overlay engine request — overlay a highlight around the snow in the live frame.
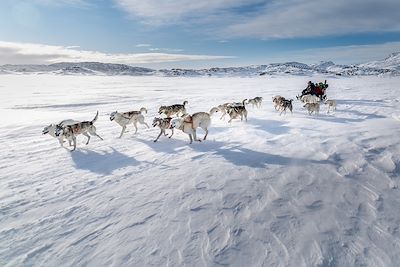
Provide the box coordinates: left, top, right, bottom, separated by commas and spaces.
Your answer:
360, 53, 400, 70
1, 74, 400, 266
2, 52, 400, 77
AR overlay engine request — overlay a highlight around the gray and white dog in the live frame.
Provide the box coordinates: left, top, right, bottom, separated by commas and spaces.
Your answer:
55, 111, 103, 151
226, 99, 248, 123
304, 103, 320, 115
158, 101, 188, 117
42, 119, 79, 146
279, 99, 293, 115
110, 107, 149, 138
324, 99, 337, 113
152, 117, 174, 142
247, 97, 263, 108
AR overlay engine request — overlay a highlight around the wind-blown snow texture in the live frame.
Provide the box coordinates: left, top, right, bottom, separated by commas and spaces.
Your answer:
1, 75, 400, 266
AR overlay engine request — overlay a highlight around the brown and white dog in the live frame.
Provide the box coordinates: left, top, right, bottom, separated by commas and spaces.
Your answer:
158, 101, 188, 117
272, 95, 285, 110
110, 107, 149, 138
170, 107, 218, 143
152, 117, 174, 142
55, 111, 103, 151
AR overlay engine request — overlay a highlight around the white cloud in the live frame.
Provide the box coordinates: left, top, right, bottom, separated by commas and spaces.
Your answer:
34, 0, 90, 7
227, 0, 400, 39
149, 48, 184, 52
115, 0, 263, 24
136, 44, 152, 47
0, 41, 234, 65
115, 0, 400, 39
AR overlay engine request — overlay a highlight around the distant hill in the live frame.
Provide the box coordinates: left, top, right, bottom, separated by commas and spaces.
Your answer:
1, 53, 399, 77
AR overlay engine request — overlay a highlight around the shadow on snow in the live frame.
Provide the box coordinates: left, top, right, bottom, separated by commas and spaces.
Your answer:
70, 147, 139, 175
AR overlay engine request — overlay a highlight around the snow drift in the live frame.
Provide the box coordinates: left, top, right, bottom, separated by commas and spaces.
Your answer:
0, 75, 400, 266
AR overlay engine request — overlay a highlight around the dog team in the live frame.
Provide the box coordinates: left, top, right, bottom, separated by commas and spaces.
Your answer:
43, 95, 336, 151
272, 95, 336, 115
42, 97, 261, 150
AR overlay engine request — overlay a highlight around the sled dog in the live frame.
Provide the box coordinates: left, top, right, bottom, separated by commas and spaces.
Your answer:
158, 101, 188, 117
42, 119, 79, 146
304, 103, 320, 115
272, 95, 285, 110
152, 117, 174, 142
247, 97, 263, 108
170, 107, 219, 143
279, 99, 293, 115
324, 99, 337, 113
110, 107, 149, 138
226, 99, 248, 123
55, 111, 103, 151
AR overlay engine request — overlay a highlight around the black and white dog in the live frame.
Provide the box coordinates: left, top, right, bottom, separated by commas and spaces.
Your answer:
55, 111, 103, 151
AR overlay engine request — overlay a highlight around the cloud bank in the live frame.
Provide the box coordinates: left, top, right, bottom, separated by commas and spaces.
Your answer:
116, 0, 400, 39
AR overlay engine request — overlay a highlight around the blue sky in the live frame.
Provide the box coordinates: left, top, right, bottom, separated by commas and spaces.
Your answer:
1, 0, 400, 68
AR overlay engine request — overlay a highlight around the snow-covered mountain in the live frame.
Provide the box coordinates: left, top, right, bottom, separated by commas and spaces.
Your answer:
1, 53, 399, 76
0, 62, 154, 76
358, 52, 400, 70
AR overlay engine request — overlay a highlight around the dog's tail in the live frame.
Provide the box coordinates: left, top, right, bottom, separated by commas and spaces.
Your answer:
183, 100, 188, 107
242, 99, 248, 106
140, 107, 148, 114
91, 111, 99, 124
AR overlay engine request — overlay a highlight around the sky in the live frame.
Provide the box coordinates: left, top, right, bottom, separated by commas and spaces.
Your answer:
1, 0, 400, 68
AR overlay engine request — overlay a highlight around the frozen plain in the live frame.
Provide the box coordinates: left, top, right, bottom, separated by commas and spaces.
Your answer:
0, 74, 400, 266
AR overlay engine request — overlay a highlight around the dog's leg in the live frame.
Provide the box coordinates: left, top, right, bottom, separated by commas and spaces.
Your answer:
154, 130, 163, 142
193, 130, 201, 142
83, 132, 91, 145
94, 133, 103, 140
59, 137, 64, 147
119, 126, 126, 138
71, 136, 77, 151
203, 128, 208, 140
169, 128, 174, 138
89, 126, 103, 140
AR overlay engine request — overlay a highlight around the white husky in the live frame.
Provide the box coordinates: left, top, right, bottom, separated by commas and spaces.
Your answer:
110, 107, 149, 138
170, 107, 218, 143
324, 99, 337, 113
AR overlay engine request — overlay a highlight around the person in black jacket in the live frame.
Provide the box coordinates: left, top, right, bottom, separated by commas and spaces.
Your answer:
301, 81, 315, 96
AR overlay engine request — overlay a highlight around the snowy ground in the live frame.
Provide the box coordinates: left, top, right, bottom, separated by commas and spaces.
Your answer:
1, 74, 400, 266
